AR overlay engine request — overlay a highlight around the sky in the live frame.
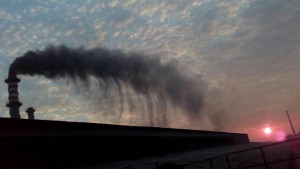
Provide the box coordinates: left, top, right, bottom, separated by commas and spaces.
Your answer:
1, 0, 300, 141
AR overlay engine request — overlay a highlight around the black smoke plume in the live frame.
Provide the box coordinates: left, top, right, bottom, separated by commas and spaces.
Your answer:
9, 45, 204, 125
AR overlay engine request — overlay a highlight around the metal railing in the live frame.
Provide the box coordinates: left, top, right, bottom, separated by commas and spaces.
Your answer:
182, 137, 300, 169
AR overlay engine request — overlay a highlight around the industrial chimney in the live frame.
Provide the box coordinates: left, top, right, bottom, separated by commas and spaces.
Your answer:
5, 71, 22, 119
25, 107, 35, 120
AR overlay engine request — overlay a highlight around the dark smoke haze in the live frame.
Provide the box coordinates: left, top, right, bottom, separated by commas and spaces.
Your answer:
9, 45, 205, 126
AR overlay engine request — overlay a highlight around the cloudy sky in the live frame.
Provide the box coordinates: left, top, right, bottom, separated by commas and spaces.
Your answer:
1, 0, 300, 141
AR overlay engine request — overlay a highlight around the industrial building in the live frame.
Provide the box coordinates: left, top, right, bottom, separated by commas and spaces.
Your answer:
1, 72, 249, 168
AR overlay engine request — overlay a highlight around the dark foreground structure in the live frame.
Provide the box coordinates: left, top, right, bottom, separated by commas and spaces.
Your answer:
0, 118, 249, 169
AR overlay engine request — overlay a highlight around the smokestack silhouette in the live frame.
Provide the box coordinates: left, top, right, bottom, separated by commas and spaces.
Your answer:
9, 45, 204, 120
25, 107, 35, 120
5, 71, 22, 119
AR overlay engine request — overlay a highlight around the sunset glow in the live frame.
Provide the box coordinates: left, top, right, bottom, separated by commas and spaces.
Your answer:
264, 127, 272, 135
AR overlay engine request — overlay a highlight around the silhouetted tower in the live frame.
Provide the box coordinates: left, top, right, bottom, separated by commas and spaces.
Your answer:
25, 107, 35, 120
5, 72, 22, 119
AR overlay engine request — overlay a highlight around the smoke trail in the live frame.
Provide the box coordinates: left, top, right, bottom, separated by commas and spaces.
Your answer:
9, 45, 204, 124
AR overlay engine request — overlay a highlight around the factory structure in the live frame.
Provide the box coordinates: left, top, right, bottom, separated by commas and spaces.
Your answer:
5, 71, 22, 119
5, 71, 35, 120
1, 72, 250, 168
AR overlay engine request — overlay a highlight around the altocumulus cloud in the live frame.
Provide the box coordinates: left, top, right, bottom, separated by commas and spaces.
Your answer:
0, 0, 300, 141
